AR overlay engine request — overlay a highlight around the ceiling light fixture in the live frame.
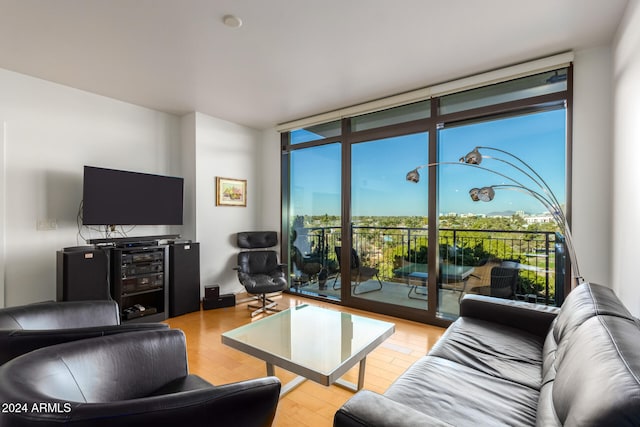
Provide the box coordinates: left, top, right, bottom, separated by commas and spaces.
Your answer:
223, 14, 243, 28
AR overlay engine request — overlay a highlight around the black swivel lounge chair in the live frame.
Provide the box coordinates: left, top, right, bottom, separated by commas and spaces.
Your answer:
0, 299, 168, 365
0, 329, 281, 427
235, 231, 287, 317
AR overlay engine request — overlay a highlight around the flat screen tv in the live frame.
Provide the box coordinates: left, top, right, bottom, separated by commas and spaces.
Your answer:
82, 166, 184, 226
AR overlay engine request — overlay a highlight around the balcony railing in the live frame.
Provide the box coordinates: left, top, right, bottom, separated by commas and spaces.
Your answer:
291, 225, 563, 305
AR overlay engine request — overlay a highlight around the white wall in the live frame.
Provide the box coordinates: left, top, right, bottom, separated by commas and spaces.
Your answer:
612, 0, 640, 315
193, 112, 265, 295
0, 68, 181, 306
0, 67, 280, 307
180, 113, 197, 241
0, 120, 5, 308
259, 128, 283, 231
571, 46, 614, 287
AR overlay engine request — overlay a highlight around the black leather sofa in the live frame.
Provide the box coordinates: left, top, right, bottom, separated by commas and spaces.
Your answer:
0, 300, 168, 365
334, 283, 640, 426
0, 329, 281, 427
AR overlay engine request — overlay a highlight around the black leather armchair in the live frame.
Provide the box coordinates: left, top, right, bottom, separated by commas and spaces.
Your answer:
235, 231, 287, 317
0, 299, 168, 365
0, 329, 281, 427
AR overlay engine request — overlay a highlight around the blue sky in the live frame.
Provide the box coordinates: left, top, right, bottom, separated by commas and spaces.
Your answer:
290, 109, 566, 217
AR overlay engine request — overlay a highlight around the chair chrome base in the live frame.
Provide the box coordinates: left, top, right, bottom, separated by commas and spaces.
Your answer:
247, 294, 281, 317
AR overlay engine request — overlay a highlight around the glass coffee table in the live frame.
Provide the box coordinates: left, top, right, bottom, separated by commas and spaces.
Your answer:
221, 304, 395, 397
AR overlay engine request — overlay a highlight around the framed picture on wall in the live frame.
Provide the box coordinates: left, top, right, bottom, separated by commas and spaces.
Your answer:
216, 177, 247, 207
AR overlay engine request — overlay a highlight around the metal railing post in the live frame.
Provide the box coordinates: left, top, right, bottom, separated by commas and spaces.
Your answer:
545, 233, 550, 304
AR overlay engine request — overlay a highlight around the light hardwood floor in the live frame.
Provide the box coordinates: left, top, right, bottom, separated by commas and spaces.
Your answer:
164, 293, 445, 427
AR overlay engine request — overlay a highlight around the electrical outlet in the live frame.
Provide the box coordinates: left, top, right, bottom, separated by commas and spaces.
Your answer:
36, 219, 57, 231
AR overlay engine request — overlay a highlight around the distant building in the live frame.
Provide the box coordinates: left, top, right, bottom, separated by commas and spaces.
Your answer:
459, 212, 486, 218
524, 213, 554, 224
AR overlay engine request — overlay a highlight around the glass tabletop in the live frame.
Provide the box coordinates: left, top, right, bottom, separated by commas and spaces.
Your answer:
222, 304, 395, 379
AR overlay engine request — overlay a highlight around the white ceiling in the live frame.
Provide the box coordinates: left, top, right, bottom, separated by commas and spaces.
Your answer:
0, 0, 630, 130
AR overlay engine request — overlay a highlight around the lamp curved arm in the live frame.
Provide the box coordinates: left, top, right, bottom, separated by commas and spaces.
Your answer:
479, 184, 583, 286
487, 183, 568, 233
408, 162, 542, 192
410, 161, 565, 215
407, 155, 582, 287
473, 146, 564, 215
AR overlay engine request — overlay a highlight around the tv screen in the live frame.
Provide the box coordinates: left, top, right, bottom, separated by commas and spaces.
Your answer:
82, 166, 184, 226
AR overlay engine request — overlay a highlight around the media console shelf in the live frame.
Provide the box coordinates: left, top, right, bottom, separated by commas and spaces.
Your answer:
112, 245, 169, 323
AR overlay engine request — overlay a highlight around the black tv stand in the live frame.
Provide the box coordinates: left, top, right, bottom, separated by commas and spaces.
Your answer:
57, 235, 200, 321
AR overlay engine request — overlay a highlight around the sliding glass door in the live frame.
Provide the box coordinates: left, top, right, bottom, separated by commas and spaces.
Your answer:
288, 143, 342, 300
282, 66, 571, 325
347, 132, 429, 311
437, 109, 567, 311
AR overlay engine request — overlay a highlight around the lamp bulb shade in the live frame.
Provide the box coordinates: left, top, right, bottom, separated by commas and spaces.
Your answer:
406, 169, 421, 183
469, 186, 495, 202
478, 186, 495, 202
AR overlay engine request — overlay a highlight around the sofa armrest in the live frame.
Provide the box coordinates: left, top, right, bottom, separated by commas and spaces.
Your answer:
460, 294, 559, 338
334, 390, 453, 427
0, 323, 169, 364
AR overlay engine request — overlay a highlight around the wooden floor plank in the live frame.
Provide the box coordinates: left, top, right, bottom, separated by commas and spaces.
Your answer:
165, 293, 445, 427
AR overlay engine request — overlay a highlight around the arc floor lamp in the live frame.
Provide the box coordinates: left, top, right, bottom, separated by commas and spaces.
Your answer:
406, 146, 583, 288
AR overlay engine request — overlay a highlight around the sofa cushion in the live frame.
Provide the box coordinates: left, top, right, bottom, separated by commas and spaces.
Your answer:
334, 390, 454, 427
552, 282, 634, 345
384, 356, 539, 427
538, 315, 640, 426
428, 317, 544, 390
543, 283, 637, 384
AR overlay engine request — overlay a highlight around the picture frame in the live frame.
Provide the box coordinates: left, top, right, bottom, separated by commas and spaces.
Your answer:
216, 177, 247, 207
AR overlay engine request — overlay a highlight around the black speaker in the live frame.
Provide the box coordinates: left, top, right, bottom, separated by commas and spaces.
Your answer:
169, 242, 201, 317
56, 246, 111, 301
204, 285, 220, 299
203, 294, 235, 310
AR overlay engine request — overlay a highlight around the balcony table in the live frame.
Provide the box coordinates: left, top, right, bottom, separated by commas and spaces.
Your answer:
393, 263, 475, 300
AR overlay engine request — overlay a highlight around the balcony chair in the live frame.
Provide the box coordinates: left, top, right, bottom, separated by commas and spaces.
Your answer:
471, 264, 520, 299
333, 246, 383, 295
291, 245, 323, 288
0, 329, 281, 427
0, 299, 168, 365
235, 231, 287, 317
